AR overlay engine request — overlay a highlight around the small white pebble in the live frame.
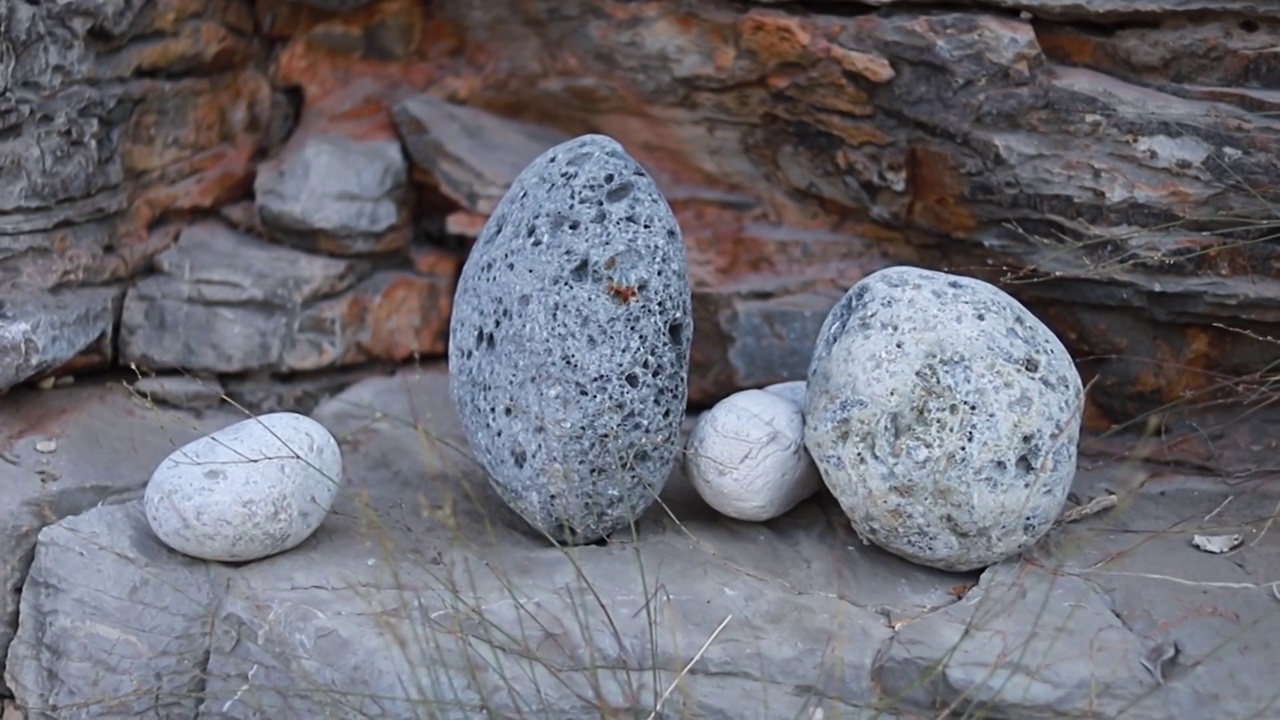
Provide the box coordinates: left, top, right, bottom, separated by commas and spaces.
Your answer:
686, 388, 822, 522
35, 377, 55, 391
54, 375, 75, 387
34, 439, 57, 454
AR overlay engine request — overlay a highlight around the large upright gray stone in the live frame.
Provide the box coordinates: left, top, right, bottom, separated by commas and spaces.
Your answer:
449, 134, 692, 544
805, 266, 1083, 572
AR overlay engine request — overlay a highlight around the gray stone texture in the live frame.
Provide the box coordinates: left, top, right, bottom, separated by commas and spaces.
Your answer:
5, 369, 1279, 718
805, 266, 1083, 572
254, 133, 410, 255
448, 134, 692, 544
0, 288, 122, 391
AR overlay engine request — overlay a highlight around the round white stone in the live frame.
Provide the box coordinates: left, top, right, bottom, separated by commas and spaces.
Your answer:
805, 266, 1082, 572
144, 412, 343, 562
686, 388, 822, 522
762, 380, 807, 408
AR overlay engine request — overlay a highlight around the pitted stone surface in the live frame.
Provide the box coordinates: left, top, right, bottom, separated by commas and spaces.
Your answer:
449, 134, 691, 544
804, 266, 1082, 572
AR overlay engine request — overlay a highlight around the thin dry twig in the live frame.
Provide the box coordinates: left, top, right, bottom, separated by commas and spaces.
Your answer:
645, 614, 732, 720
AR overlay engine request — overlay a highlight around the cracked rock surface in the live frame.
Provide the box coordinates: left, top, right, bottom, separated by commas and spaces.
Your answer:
3, 368, 1280, 718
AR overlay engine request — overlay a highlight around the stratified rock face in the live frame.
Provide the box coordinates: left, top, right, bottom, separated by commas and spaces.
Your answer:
144, 413, 343, 562
805, 266, 1082, 572
449, 134, 692, 544
119, 221, 455, 373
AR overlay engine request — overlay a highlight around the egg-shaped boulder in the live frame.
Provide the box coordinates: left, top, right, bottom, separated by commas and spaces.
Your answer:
144, 412, 343, 562
448, 134, 692, 544
805, 266, 1082, 572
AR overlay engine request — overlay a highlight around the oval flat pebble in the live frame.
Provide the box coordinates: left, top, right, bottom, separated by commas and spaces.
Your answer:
686, 387, 822, 522
805, 266, 1083, 572
449, 134, 692, 544
144, 412, 343, 562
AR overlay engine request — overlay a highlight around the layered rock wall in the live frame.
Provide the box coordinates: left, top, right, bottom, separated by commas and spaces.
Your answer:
4, 0, 1278, 431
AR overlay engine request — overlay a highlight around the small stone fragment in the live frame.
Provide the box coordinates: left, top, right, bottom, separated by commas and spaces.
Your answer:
1191, 534, 1242, 554
144, 412, 343, 562
34, 440, 57, 454
805, 266, 1083, 572
449, 134, 692, 544
686, 387, 821, 522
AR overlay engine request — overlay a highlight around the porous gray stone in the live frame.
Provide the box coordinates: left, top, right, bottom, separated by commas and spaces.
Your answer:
804, 266, 1082, 572
449, 134, 692, 544
144, 412, 343, 562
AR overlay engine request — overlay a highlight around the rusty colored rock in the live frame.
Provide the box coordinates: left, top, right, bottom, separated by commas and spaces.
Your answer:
393, 93, 572, 217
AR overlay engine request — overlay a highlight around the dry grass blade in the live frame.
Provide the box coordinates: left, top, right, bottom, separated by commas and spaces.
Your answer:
645, 614, 732, 720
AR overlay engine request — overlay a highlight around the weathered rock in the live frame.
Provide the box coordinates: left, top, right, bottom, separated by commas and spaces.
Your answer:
746, 0, 1280, 19
10, 368, 1280, 718
394, 93, 573, 217
145, 412, 343, 562
685, 388, 821, 522
255, 133, 411, 255
5, 503, 224, 719
0, 379, 242, 695
402, 1, 1280, 429
449, 134, 692, 544
220, 365, 395, 415
875, 562, 1156, 719
119, 221, 364, 372
0, 288, 122, 393
805, 266, 1082, 572
119, 221, 456, 374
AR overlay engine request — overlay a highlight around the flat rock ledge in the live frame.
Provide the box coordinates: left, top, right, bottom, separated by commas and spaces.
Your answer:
2, 369, 1278, 718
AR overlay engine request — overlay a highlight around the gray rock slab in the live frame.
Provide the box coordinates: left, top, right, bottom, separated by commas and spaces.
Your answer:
8, 368, 1280, 718
147, 221, 365, 305
805, 266, 1083, 571
393, 93, 572, 216
0, 287, 122, 392
448, 134, 693, 544
5, 503, 225, 720
118, 221, 367, 373
255, 133, 408, 253
0, 378, 243, 695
